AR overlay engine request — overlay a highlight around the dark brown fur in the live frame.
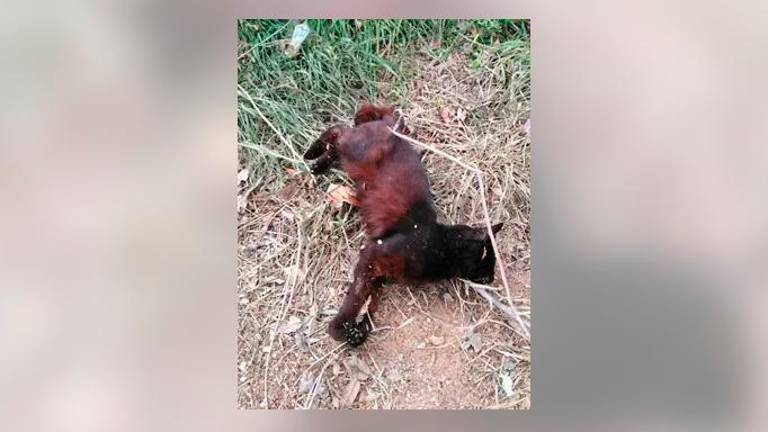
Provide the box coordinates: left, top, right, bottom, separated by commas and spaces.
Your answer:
304, 105, 503, 346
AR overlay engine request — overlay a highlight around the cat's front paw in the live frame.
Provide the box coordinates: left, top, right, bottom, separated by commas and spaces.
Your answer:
343, 317, 371, 347
329, 316, 371, 347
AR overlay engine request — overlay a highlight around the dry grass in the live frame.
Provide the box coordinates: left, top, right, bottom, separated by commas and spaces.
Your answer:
237, 20, 530, 409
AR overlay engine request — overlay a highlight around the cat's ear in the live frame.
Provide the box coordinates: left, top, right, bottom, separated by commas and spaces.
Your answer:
354, 104, 393, 126
469, 222, 503, 240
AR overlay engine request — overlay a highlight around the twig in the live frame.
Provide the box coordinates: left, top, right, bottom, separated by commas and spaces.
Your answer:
389, 127, 530, 340
463, 280, 529, 340
307, 340, 348, 369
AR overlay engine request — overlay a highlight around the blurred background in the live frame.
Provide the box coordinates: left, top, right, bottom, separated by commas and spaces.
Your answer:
1, 0, 766, 431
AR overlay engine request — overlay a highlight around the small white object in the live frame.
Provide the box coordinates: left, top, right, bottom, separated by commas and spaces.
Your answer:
360, 244, 366, 250
377, 239, 383, 245
500, 372, 514, 397
413, 224, 418, 229
284, 22, 311, 57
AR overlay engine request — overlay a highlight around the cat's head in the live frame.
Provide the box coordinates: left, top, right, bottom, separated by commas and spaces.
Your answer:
448, 222, 504, 284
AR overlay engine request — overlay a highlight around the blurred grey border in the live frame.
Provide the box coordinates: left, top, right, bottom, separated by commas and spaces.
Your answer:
2, 1, 767, 431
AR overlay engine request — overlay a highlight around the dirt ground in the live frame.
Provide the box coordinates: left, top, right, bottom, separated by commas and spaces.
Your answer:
237, 50, 530, 409
237, 208, 530, 409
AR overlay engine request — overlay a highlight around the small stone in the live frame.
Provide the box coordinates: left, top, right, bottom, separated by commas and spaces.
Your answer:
360, 244, 366, 249
413, 224, 418, 229
377, 239, 383, 245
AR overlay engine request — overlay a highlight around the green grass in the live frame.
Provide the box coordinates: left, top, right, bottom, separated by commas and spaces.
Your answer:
237, 19, 530, 191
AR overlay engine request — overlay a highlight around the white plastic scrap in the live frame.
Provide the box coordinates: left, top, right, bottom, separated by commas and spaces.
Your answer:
284, 22, 311, 58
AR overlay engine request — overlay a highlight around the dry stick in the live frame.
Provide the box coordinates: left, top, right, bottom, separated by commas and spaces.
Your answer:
307, 340, 348, 370
237, 84, 309, 171
465, 280, 528, 338
262, 215, 304, 408
388, 127, 530, 341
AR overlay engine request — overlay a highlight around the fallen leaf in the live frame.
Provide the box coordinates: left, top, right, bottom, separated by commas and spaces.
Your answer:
327, 183, 360, 208
500, 372, 514, 397
277, 315, 302, 334
283, 265, 298, 282
502, 358, 517, 371
236, 194, 247, 213
461, 331, 482, 352
522, 119, 531, 135
456, 107, 467, 122
237, 168, 249, 184
279, 209, 294, 221
298, 373, 314, 394
355, 358, 371, 377
279, 182, 299, 200
294, 330, 308, 349
264, 276, 285, 285
344, 354, 371, 380
342, 378, 361, 407
314, 380, 328, 400
439, 106, 453, 123
386, 368, 401, 382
